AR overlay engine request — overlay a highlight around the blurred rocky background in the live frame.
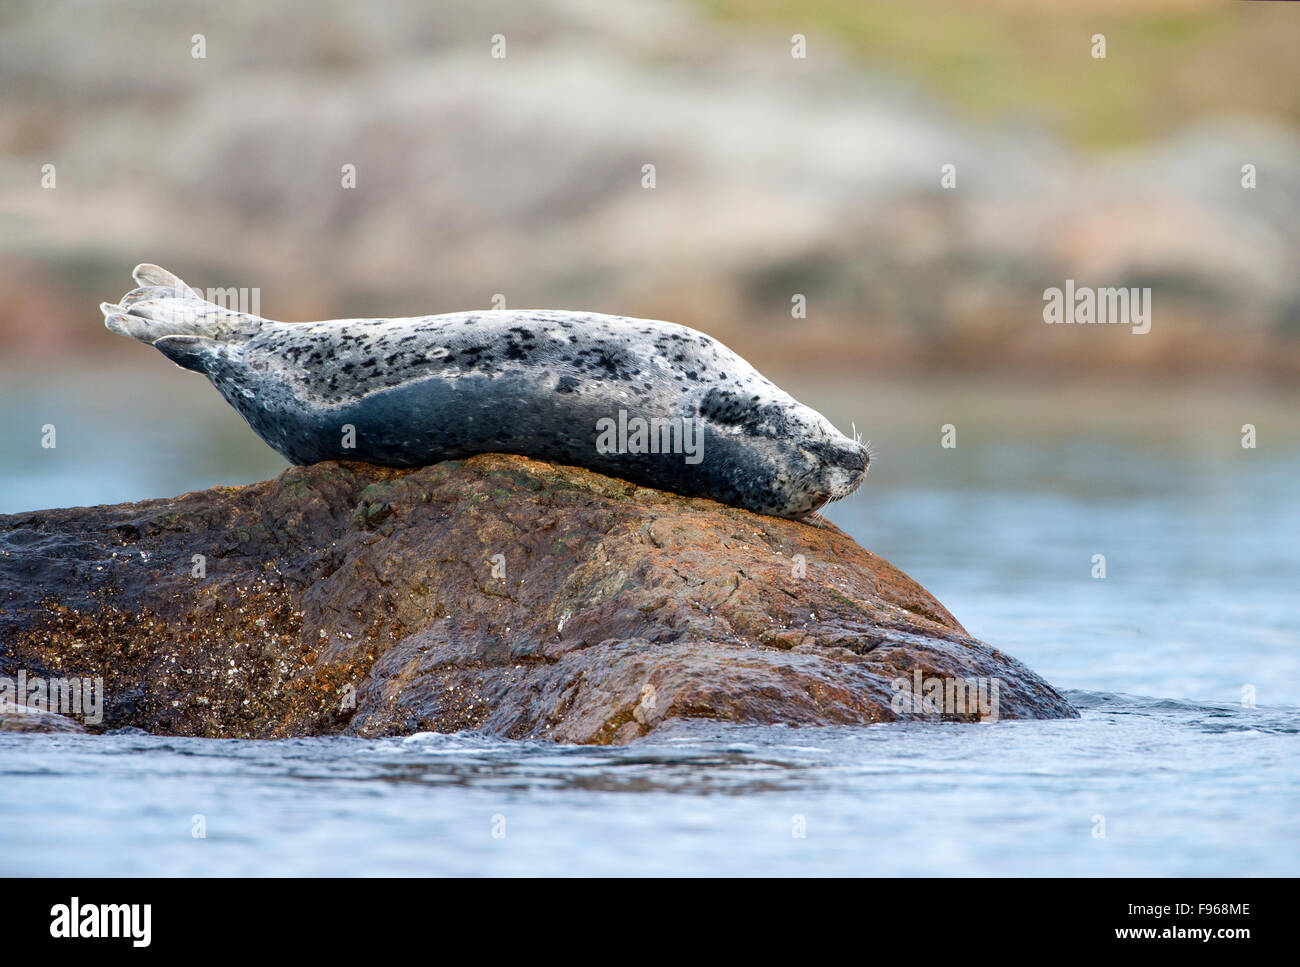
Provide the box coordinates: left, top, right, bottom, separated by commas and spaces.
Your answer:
3, 0, 1299, 380
4, 0, 1300, 516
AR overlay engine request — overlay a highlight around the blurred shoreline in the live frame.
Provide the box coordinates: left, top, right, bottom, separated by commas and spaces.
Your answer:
4, 0, 1299, 384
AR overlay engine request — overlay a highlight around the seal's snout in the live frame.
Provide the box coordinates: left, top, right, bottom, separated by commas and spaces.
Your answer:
838, 441, 871, 495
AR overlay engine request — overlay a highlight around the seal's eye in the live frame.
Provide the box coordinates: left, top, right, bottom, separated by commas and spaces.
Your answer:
800, 440, 869, 483
800, 440, 838, 462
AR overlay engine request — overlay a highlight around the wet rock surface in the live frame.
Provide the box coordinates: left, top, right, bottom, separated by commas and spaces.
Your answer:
0, 699, 87, 734
0, 454, 1075, 742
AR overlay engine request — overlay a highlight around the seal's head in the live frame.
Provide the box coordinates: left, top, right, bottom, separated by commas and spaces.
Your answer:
696, 387, 870, 519
798, 431, 871, 514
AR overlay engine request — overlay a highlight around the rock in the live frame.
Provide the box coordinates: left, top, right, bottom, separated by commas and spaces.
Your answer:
0, 699, 87, 734
0, 454, 1075, 742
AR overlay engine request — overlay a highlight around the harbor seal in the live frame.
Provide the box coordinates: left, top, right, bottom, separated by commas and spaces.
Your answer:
101, 264, 869, 518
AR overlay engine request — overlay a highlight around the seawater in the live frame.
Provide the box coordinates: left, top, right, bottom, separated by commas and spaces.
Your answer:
2, 374, 1296, 875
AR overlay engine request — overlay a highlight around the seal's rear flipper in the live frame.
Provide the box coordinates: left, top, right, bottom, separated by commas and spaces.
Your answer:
152, 334, 224, 374
131, 263, 202, 298
101, 263, 263, 350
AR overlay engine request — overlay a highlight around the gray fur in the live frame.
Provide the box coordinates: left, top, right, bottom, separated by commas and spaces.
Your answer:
102, 265, 869, 518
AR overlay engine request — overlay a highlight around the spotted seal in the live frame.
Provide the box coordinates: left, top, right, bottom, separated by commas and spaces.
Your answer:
101, 265, 869, 518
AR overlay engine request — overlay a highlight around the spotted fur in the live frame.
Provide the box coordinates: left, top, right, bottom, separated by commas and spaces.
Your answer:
102, 264, 869, 518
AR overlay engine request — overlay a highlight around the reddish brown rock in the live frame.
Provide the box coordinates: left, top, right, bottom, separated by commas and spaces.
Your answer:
0, 454, 1074, 742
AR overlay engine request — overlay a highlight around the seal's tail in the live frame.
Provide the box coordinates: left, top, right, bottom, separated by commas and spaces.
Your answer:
101, 264, 265, 372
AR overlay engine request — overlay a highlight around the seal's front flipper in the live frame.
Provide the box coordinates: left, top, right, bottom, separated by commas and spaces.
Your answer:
152, 334, 224, 374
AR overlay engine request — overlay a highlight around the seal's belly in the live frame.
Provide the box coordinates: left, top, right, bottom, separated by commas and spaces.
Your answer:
236, 370, 787, 510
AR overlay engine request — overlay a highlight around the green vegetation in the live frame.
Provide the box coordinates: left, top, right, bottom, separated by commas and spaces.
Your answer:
695, 0, 1300, 147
